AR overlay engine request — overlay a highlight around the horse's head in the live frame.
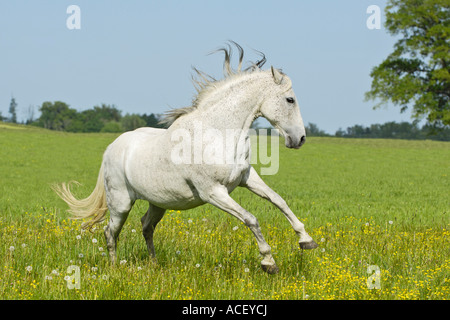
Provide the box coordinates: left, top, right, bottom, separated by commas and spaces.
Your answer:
259, 67, 306, 149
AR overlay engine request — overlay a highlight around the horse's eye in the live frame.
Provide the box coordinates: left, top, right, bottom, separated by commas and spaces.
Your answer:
286, 97, 295, 104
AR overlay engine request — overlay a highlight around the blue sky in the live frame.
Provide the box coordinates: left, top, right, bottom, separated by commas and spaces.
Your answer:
0, 0, 415, 134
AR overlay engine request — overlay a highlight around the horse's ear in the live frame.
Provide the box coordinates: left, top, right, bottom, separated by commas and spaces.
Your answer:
271, 66, 283, 85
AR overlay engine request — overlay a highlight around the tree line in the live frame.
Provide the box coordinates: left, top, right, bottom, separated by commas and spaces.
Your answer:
306, 122, 450, 141
1, 99, 449, 141
1, 100, 164, 133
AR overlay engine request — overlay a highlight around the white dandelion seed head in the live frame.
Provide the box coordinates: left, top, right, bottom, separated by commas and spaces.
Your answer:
120, 260, 127, 265
232, 226, 239, 231
389, 220, 394, 225
195, 263, 200, 268
78, 253, 84, 258
188, 219, 193, 224
244, 268, 250, 273
131, 229, 136, 233
25, 266, 32, 272
98, 247, 104, 251
9, 246, 15, 252
76, 235, 81, 240
21, 243, 27, 248
92, 238, 98, 244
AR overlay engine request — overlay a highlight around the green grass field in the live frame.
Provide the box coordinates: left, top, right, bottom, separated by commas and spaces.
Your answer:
1, 123, 449, 300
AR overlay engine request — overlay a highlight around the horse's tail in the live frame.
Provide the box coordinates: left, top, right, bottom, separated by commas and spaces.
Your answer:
53, 163, 108, 231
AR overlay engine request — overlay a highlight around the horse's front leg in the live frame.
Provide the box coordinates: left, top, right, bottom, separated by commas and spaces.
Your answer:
240, 167, 318, 250
205, 185, 279, 274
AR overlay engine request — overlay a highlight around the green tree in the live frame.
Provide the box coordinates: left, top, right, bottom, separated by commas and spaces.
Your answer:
305, 123, 328, 137
37, 101, 78, 131
79, 109, 104, 132
79, 104, 122, 132
365, 0, 450, 128
333, 121, 450, 140
9, 97, 18, 123
120, 114, 146, 131
141, 113, 164, 128
94, 104, 122, 122
101, 121, 123, 133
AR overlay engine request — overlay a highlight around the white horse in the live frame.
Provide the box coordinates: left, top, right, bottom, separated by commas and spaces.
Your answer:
54, 43, 318, 274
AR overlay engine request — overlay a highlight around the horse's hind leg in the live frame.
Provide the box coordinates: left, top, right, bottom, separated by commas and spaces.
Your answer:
104, 190, 134, 264
141, 203, 166, 260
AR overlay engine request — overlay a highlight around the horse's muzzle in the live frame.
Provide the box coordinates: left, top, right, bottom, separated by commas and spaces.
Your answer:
286, 135, 306, 149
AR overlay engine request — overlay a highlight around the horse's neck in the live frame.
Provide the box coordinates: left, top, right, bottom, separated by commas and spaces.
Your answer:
195, 73, 266, 132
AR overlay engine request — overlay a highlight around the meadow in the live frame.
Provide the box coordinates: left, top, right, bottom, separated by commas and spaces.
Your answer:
0, 123, 449, 300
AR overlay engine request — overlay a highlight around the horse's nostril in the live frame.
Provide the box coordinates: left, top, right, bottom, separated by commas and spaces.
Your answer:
299, 135, 306, 146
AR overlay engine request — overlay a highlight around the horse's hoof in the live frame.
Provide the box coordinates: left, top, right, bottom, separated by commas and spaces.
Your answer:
299, 240, 319, 250
149, 257, 158, 264
261, 263, 279, 274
